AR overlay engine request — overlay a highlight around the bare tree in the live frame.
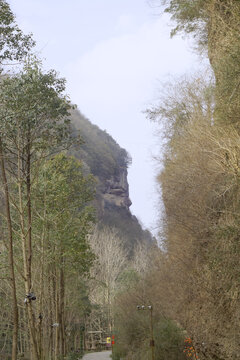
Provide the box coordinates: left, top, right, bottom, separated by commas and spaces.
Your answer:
88, 225, 128, 333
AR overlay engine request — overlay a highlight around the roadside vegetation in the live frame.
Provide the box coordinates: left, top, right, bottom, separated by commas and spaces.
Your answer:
113, 1, 240, 359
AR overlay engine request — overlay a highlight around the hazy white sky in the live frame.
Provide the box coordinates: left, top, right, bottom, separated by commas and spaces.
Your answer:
9, 0, 202, 235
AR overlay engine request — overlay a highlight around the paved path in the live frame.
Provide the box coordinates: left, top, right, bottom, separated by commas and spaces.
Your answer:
82, 351, 112, 360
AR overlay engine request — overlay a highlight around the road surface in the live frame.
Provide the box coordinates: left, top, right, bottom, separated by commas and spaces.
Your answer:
82, 351, 112, 360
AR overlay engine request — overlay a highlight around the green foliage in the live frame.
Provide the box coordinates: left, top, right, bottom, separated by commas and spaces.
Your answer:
70, 109, 131, 181
161, 0, 208, 45
0, 0, 35, 63
113, 304, 185, 360
117, 268, 140, 290
154, 319, 185, 360
0, 58, 72, 152
32, 153, 96, 273
0, 3, 98, 358
65, 352, 83, 360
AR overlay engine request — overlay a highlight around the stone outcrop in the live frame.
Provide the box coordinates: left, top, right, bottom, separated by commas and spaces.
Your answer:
102, 168, 132, 209
70, 109, 153, 251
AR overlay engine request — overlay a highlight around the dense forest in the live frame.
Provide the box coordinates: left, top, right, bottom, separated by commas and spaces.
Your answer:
0, 1, 240, 360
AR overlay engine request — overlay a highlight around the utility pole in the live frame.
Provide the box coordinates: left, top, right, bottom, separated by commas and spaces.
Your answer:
149, 306, 155, 360
137, 305, 155, 360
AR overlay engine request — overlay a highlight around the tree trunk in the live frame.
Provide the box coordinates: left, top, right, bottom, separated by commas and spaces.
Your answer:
38, 188, 47, 360
54, 266, 60, 360
59, 262, 65, 356
26, 134, 32, 292
17, 143, 39, 360
0, 137, 19, 360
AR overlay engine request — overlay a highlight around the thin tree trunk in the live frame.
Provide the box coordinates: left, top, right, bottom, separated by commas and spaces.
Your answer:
26, 134, 32, 291
59, 261, 65, 356
54, 266, 60, 360
0, 137, 19, 360
107, 284, 112, 334
49, 270, 54, 360
38, 186, 47, 360
26, 135, 40, 359
17, 143, 39, 360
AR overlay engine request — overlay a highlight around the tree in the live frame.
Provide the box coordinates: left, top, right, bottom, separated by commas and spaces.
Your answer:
158, 0, 240, 128
0, 137, 19, 360
148, 72, 240, 358
0, 2, 34, 358
0, 59, 71, 360
88, 226, 128, 336
32, 153, 95, 359
0, 0, 34, 65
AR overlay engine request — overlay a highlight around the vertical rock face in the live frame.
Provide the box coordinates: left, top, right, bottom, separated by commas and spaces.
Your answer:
70, 109, 153, 250
103, 168, 132, 209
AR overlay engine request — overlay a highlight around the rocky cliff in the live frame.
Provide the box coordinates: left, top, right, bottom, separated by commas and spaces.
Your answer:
70, 108, 153, 251
102, 168, 132, 209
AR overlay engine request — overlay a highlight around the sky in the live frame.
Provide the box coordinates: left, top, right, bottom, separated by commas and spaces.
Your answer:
8, 0, 203, 236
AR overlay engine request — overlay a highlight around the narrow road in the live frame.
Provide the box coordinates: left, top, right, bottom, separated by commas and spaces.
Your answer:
82, 351, 112, 360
